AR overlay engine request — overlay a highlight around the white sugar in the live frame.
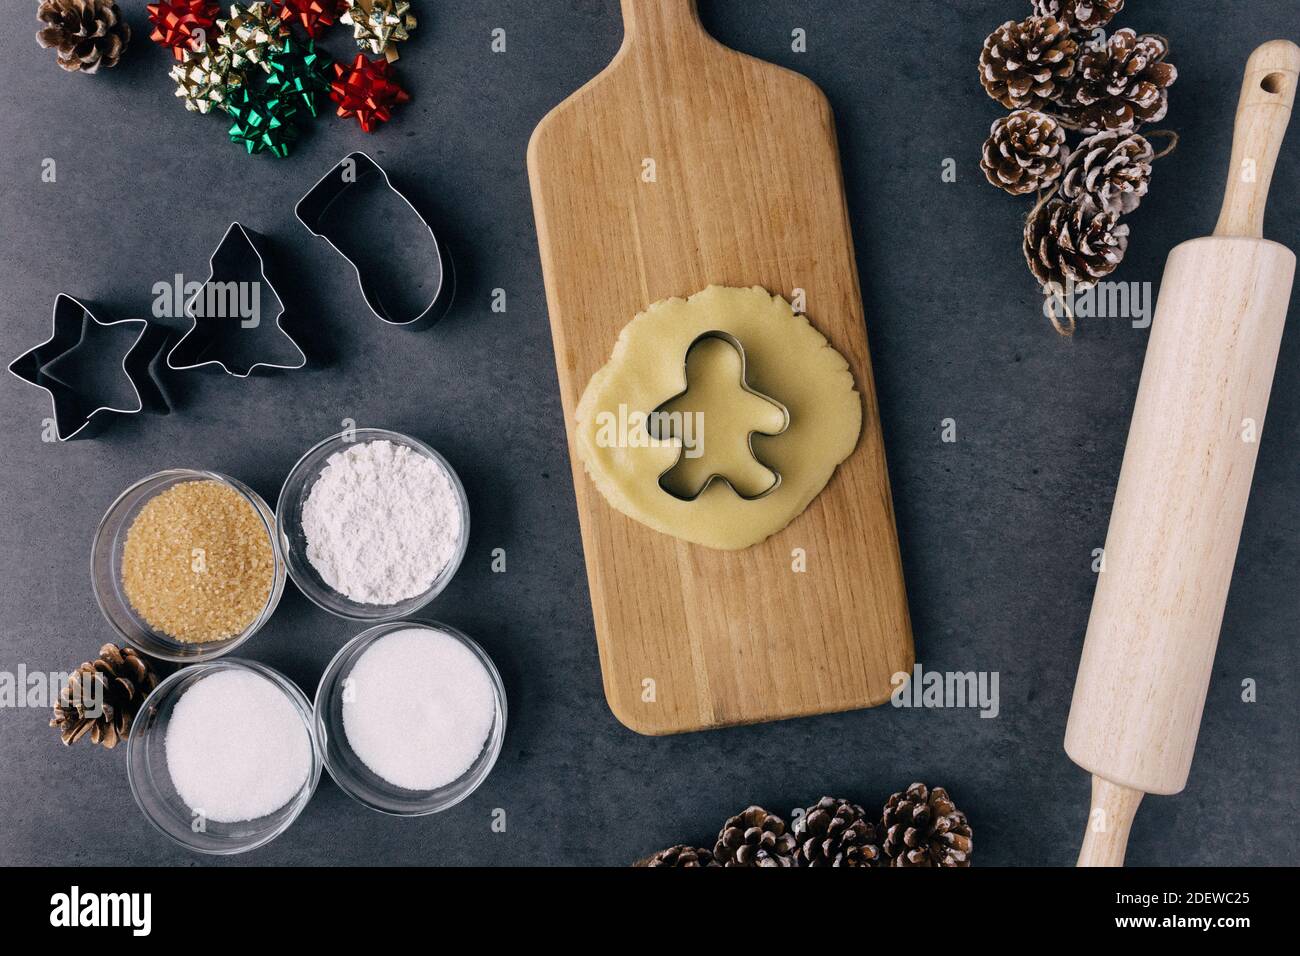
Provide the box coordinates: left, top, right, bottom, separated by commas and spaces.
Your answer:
165, 670, 312, 823
343, 627, 496, 791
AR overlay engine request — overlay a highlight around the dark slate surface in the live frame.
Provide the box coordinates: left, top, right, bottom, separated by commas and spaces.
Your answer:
1, 1, 1296, 867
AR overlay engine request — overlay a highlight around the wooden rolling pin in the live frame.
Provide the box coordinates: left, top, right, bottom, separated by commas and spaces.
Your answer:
1065, 39, 1300, 867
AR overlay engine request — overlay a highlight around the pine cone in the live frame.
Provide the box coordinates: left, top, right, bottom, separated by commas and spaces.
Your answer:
981, 109, 1067, 195
1060, 129, 1155, 215
713, 805, 797, 868
881, 783, 973, 868
1031, 0, 1124, 34
50, 644, 159, 749
979, 16, 1078, 111
1064, 29, 1177, 132
1024, 195, 1129, 293
36, 0, 130, 74
634, 845, 719, 868
792, 796, 883, 867
1024, 195, 1128, 291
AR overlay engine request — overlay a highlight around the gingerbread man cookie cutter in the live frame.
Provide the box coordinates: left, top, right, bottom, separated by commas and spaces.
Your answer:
646, 330, 790, 502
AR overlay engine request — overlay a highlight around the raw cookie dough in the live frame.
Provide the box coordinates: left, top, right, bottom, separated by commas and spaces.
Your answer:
575, 285, 862, 550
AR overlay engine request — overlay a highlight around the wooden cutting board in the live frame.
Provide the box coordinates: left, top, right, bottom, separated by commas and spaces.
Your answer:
527, 0, 912, 735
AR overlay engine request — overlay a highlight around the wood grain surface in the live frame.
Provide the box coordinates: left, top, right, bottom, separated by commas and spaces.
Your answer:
527, 0, 912, 734
1065, 237, 1295, 794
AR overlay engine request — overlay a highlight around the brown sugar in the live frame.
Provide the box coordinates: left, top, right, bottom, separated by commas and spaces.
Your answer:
121, 480, 275, 643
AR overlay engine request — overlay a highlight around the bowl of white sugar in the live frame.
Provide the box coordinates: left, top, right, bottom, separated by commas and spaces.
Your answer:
126, 660, 321, 854
314, 621, 506, 816
277, 428, 470, 621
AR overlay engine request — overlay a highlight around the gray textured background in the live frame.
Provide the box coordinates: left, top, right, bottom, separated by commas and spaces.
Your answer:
2, 0, 1297, 867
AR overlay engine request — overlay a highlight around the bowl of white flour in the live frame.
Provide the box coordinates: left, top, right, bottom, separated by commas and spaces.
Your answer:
277, 428, 470, 620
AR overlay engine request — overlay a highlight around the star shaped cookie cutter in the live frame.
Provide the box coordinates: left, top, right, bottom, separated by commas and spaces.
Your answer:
646, 330, 790, 502
8, 294, 166, 441
167, 221, 307, 377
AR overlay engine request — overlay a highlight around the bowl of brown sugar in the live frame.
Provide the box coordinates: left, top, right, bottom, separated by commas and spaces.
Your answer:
92, 470, 285, 662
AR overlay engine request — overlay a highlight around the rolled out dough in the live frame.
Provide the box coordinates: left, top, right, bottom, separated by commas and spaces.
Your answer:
575, 285, 862, 550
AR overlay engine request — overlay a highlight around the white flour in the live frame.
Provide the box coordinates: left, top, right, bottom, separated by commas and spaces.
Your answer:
302, 439, 463, 605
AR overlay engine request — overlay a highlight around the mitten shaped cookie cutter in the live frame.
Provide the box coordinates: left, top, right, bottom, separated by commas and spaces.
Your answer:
167, 221, 307, 377
646, 330, 789, 501
8, 294, 167, 441
295, 151, 454, 329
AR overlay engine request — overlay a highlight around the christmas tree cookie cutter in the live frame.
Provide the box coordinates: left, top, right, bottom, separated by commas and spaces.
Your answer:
646, 330, 790, 502
167, 221, 307, 377
8, 294, 169, 441
295, 151, 454, 329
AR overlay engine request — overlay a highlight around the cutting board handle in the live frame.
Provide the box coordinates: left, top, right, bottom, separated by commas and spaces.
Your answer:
620, 0, 704, 43
1214, 39, 1300, 239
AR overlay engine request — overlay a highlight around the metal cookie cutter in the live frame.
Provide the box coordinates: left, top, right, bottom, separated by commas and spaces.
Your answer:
646, 330, 790, 501
8, 294, 168, 441
167, 221, 307, 378
295, 151, 454, 329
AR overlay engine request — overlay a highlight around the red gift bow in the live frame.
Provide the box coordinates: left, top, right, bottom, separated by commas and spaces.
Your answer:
277, 0, 344, 39
146, 0, 221, 59
330, 53, 411, 133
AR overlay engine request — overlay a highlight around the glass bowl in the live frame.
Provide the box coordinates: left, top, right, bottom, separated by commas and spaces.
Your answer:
126, 659, 322, 855
314, 621, 506, 816
276, 428, 470, 621
91, 469, 285, 663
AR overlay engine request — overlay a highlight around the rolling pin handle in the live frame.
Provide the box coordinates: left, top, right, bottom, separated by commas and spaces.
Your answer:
1077, 776, 1145, 867
1213, 40, 1300, 239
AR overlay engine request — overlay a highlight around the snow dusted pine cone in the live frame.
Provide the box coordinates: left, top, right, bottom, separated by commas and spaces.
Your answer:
634, 845, 720, 868
713, 805, 798, 868
36, 0, 130, 73
979, 16, 1078, 111
1064, 28, 1177, 132
1031, 0, 1124, 34
1023, 195, 1130, 292
981, 109, 1068, 195
881, 783, 973, 868
792, 796, 884, 867
1059, 128, 1155, 215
